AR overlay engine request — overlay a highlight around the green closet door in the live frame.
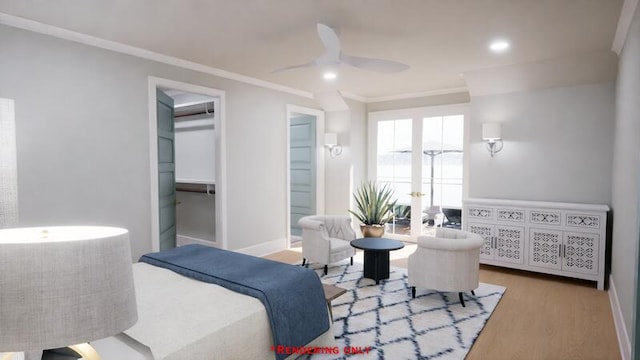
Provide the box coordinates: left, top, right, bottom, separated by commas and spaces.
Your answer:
290, 115, 316, 237
157, 89, 176, 250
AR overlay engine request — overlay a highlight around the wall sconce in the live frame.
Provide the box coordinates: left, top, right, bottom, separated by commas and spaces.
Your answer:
324, 133, 343, 158
482, 123, 503, 157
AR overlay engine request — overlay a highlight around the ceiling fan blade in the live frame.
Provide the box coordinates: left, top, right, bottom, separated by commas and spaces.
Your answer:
271, 61, 316, 74
340, 54, 410, 73
316, 23, 341, 63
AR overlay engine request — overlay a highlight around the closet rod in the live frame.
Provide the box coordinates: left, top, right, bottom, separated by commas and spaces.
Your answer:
176, 183, 215, 195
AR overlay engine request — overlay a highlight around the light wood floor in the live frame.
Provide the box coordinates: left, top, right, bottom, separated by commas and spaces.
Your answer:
264, 243, 621, 360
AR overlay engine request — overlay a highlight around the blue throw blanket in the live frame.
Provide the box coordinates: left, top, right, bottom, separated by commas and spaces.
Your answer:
139, 244, 330, 360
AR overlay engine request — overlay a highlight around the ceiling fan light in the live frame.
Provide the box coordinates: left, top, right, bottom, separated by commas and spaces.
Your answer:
323, 71, 337, 80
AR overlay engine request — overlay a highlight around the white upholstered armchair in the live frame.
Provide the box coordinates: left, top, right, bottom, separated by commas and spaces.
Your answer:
408, 227, 484, 307
298, 215, 357, 275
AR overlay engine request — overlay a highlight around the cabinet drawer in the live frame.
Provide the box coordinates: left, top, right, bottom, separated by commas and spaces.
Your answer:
496, 209, 525, 223
529, 210, 561, 226
467, 207, 493, 220
566, 213, 601, 229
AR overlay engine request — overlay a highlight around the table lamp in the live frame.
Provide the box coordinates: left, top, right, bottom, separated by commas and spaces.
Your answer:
0, 226, 138, 360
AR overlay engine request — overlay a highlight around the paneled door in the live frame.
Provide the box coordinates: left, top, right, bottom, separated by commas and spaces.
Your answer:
156, 89, 177, 250
289, 115, 316, 238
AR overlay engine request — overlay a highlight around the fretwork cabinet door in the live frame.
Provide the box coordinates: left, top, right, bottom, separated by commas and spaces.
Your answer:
563, 232, 599, 275
529, 228, 562, 271
468, 222, 524, 265
468, 222, 494, 261
493, 225, 525, 265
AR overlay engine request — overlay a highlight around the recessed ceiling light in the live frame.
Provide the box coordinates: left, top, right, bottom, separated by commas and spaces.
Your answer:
489, 40, 510, 53
323, 71, 337, 80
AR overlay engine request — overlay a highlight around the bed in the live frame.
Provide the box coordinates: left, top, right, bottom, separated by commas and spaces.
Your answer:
91, 247, 336, 360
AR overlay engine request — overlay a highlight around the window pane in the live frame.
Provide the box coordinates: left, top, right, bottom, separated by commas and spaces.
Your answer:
377, 119, 412, 234
443, 115, 464, 150
422, 115, 463, 211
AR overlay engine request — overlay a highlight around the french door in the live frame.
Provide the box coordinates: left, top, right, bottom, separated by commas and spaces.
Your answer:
367, 104, 468, 241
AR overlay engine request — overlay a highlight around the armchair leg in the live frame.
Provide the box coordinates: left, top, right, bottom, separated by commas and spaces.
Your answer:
350, 257, 353, 266
411, 286, 416, 298
302, 258, 307, 267
471, 290, 475, 296
324, 265, 328, 276
459, 292, 466, 307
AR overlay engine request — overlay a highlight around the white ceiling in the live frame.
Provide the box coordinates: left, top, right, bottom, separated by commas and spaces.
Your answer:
0, 0, 623, 100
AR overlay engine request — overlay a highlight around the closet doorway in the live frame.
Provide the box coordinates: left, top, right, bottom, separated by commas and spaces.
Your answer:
148, 77, 226, 252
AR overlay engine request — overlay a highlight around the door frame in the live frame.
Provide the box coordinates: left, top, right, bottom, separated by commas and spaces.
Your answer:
286, 105, 325, 247
367, 103, 470, 240
148, 76, 227, 251
633, 155, 640, 360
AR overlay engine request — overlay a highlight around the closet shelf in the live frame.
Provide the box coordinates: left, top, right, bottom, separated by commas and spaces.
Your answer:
176, 180, 215, 195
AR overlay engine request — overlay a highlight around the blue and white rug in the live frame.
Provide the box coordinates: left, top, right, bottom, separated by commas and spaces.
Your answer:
305, 261, 505, 359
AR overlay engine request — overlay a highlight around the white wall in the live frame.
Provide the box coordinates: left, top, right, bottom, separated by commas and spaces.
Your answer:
323, 99, 367, 217
175, 119, 215, 182
348, 99, 367, 201
324, 110, 351, 215
468, 82, 615, 204
611, 3, 640, 347
0, 24, 318, 258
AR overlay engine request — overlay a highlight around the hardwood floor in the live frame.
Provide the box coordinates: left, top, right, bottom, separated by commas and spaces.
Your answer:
264, 243, 621, 360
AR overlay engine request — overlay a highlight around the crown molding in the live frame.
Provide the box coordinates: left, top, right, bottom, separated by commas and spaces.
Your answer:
340, 87, 468, 104
612, 0, 639, 55
364, 87, 469, 103
338, 91, 367, 103
0, 12, 314, 99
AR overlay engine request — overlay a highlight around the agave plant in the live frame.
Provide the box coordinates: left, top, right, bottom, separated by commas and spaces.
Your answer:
349, 181, 398, 225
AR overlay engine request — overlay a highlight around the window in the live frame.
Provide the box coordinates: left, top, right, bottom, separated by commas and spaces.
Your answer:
422, 115, 464, 208
368, 104, 467, 239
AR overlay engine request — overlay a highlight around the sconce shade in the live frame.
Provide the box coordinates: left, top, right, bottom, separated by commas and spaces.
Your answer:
482, 123, 502, 141
324, 133, 338, 146
0, 226, 138, 352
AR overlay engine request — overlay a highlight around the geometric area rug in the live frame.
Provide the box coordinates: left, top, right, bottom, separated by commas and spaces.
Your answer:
303, 261, 505, 359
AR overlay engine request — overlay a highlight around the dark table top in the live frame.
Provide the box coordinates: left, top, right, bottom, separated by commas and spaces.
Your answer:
350, 237, 405, 252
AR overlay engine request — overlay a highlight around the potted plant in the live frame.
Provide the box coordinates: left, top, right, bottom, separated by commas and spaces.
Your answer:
349, 181, 397, 237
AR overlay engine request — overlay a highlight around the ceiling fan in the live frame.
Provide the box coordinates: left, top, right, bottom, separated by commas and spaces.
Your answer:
272, 23, 410, 74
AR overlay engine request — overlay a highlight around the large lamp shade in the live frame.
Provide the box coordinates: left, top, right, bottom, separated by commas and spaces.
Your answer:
0, 226, 138, 352
482, 123, 502, 141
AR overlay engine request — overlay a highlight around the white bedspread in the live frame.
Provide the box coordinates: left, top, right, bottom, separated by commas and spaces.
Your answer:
99, 262, 335, 360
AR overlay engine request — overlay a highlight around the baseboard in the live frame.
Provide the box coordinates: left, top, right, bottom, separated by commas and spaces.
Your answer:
609, 275, 632, 360
177, 234, 218, 248
236, 237, 288, 257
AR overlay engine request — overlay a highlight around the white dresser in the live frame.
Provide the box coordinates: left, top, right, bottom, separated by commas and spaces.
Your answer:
463, 198, 609, 290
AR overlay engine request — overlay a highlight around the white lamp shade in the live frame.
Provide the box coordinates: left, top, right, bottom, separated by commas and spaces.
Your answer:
0, 226, 138, 352
482, 123, 502, 141
324, 132, 338, 146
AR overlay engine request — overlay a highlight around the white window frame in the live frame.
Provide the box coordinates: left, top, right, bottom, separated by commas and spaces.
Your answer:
367, 103, 470, 239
